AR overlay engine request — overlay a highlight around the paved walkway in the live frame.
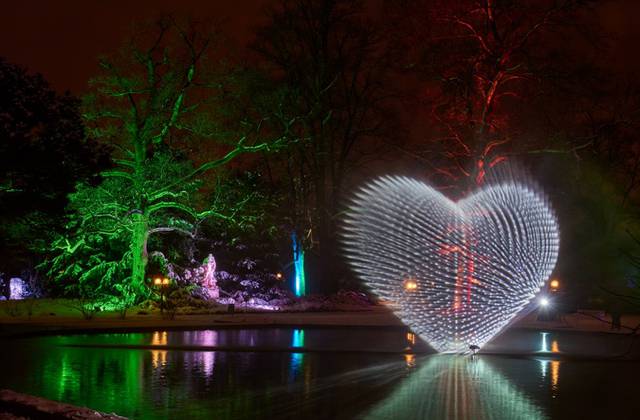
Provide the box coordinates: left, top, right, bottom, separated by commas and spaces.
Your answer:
0, 306, 404, 337
2, 302, 639, 337
517, 310, 640, 334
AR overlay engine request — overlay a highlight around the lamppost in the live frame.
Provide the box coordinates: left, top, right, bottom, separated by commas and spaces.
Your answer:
153, 277, 170, 313
538, 278, 561, 321
537, 296, 552, 321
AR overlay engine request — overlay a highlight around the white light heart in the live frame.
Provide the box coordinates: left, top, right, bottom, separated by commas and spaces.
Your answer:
343, 176, 559, 353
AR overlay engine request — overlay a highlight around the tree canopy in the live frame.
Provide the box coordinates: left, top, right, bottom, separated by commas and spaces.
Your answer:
0, 57, 109, 280
43, 17, 296, 301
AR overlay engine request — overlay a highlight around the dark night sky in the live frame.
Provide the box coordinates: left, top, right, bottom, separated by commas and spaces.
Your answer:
0, 0, 269, 94
1, 1, 639, 94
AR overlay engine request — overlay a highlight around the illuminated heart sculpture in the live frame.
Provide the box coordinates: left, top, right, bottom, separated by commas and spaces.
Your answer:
343, 176, 559, 353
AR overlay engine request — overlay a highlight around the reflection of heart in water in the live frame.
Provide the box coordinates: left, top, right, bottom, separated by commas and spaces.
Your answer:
343, 176, 559, 353
364, 356, 546, 419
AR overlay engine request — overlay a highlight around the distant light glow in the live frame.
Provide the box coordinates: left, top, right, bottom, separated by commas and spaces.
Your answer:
549, 279, 559, 290
343, 176, 559, 353
403, 278, 418, 291
539, 297, 549, 307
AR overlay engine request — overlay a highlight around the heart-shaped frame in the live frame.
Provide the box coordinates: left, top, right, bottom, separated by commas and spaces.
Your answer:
343, 176, 559, 353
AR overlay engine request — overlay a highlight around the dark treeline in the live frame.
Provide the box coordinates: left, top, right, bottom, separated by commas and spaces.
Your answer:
1, 0, 639, 310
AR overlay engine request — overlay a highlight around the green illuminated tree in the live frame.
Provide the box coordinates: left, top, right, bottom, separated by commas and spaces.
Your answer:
45, 17, 294, 299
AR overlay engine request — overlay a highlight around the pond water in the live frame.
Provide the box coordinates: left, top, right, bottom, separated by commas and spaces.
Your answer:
1, 327, 639, 419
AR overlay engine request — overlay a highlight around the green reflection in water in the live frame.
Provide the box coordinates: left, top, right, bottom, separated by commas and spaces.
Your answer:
1, 332, 320, 419
1, 334, 151, 418
37, 335, 145, 418
1, 332, 557, 419
364, 355, 546, 420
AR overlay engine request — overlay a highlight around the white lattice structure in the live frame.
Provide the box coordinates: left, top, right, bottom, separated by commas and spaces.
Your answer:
343, 176, 559, 353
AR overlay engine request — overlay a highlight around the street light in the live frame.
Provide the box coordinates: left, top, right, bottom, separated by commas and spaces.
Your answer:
539, 297, 550, 307
153, 277, 171, 312
549, 279, 560, 292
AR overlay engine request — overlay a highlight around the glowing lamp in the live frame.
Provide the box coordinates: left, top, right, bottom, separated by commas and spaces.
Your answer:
403, 278, 418, 291
162, 278, 170, 285
539, 297, 550, 307
276, 272, 283, 280
154, 278, 162, 286
549, 279, 559, 290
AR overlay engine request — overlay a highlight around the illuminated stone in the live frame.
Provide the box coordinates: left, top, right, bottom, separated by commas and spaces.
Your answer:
343, 176, 559, 353
9, 278, 27, 300
202, 254, 219, 299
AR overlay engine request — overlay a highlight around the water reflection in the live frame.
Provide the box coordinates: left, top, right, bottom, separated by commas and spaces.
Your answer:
538, 332, 561, 355
290, 329, 305, 381
151, 331, 168, 368
2, 328, 639, 419
365, 356, 546, 420
551, 360, 560, 392
404, 354, 416, 368
39, 336, 145, 417
186, 330, 217, 379
292, 329, 305, 348
538, 359, 561, 396
537, 332, 561, 397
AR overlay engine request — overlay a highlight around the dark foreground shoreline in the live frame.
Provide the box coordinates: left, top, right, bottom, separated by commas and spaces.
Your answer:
0, 389, 126, 419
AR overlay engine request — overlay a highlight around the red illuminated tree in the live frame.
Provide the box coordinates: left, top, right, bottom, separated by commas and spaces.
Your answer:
390, 0, 598, 189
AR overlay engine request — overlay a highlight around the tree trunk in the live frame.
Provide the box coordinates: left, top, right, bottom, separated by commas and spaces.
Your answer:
315, 160, 339, 293
130, 212, 149, 296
